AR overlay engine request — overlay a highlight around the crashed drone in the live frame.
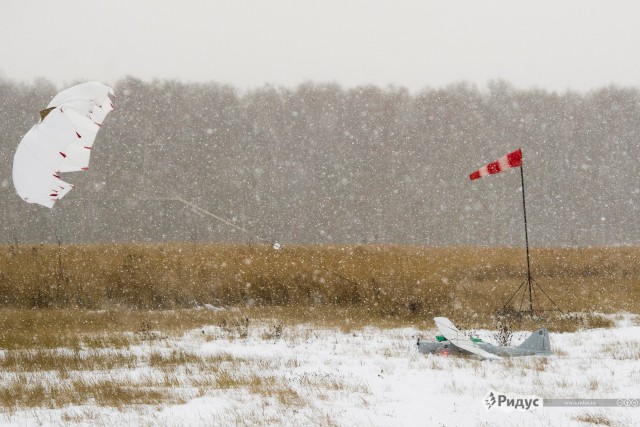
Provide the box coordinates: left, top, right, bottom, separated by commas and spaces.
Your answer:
12, 82, 115, 208
417, 317, 552, 360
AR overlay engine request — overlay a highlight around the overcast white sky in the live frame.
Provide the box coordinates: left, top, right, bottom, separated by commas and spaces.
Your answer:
2, 1, 640, 92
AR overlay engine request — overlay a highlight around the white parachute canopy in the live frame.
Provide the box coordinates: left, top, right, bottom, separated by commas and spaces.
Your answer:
12, 82, 115, 208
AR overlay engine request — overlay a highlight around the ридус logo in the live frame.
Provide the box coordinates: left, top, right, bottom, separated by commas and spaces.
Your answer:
484, 390, 542, 412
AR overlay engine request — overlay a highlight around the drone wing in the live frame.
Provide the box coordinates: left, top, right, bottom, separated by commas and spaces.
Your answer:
434, 317, 502, 360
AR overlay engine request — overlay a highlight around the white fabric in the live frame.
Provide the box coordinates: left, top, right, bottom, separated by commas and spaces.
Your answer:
434, 317, 502, 360
12, 82, 114, 208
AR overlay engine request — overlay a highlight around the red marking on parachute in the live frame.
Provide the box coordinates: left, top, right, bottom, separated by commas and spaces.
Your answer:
50, 193, 58, 197
53, 174, 60, 179
81, 167, 88, 171
59, 152, 67, 158
84, 146, 92, 150
76, 132, 82, 138
59, 186, 64, 190
442, 350, 449, 356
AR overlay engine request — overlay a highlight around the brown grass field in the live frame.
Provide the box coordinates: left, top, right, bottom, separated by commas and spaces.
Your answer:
0, 243, 637, 334
0, 243, 638, 414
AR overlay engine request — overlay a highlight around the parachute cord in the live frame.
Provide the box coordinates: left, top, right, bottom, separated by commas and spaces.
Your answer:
169, 195, 274, 245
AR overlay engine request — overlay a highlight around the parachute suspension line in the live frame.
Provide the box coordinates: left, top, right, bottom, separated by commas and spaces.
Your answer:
171, 195, 253, 236
170, 195, 280, 248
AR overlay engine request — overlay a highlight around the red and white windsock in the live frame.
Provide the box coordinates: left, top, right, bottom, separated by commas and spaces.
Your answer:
469, 148, 523, 180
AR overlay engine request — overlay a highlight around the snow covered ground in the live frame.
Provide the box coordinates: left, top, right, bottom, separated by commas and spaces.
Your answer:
2, 314, 639, 426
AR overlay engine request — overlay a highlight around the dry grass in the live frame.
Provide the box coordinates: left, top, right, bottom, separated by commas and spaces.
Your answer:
0, 240, 633, 425
0, 341, 335, 413
603, 340, 640, 360
0, 242, 631, 416
0, 349, 137, 373
0, 243, 637, 323
0, 308, 230, 350
0, 279, 631, 422
572, 412, 615, 426
0, 308, 378, 416
0, 374, 184, 410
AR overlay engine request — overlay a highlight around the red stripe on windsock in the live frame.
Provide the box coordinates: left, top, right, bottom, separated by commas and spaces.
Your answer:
486, 161, 501, 174
469, 149, 522, 180
506, 149, 523, 168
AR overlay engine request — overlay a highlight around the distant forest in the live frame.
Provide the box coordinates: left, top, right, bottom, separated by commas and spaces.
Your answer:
1, 78, 639, 247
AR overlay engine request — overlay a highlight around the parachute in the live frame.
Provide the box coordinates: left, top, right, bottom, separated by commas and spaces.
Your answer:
12, 82, 115, 208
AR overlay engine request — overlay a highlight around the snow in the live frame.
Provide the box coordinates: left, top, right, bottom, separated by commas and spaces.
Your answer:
1, 314, 639, 426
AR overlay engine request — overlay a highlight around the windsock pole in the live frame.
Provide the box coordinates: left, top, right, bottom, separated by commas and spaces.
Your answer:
519, 163, 533, 313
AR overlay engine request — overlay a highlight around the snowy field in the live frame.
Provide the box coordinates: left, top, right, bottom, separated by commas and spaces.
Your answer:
2, 314, 639, 427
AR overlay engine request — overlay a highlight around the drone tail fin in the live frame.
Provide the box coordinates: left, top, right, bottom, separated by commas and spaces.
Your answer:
518, 328, 551, 353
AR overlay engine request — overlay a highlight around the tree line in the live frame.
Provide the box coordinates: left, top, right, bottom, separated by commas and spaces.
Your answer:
1, 77, 639, 247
